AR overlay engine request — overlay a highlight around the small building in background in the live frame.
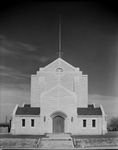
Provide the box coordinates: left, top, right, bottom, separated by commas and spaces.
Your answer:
0, 121, 11, 133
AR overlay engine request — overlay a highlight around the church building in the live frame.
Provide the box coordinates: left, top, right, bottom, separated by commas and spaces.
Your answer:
11, 58, 107, 135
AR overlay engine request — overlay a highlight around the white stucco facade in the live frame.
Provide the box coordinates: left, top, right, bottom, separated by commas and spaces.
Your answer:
11, 58, 107, 135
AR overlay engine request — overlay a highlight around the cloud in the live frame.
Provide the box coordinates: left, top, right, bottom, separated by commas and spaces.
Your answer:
0, 46, 16, 55
0, 35, 5, 39
0, 82, 30, 123
0, 65, 30, 80
14, 41, 36, 51
0, 73, 30, 122
0, 87, 30, 123
0, 103, 16, 123
38, 56, 50, 63
0, 36, 37, 57
89, 94, 118, 101
88, 94, 118, 119
0, 36, 50, 64
24, 55, 50, 63
1, 86, 30, 104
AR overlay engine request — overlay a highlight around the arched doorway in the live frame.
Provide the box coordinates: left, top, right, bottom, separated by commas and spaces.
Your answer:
51, 111, 67, 133
53, 116, 64, 133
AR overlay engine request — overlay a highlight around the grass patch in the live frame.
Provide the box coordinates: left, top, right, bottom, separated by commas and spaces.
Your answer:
71, 132, 118, 148
0, 138, 39, 148
73, 138, 118, 148
71, 131, 118, 139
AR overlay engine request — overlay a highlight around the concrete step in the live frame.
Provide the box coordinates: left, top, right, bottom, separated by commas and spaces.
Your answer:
41, 140, 74, 148
40, 133, 74, 148
46, 133, 72, 140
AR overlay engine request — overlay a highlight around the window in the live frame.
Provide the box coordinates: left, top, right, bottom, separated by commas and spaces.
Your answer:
31, 119, 34, 127
92, 119, 96, 127
22, 119, 25, 127
83, 119, 86, 127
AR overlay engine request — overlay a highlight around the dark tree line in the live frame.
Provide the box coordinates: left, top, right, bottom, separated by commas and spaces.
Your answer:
107, 117, 118, 131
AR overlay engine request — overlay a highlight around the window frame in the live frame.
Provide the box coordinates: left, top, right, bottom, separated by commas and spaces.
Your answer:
22, 119, 25, 127
83, 119, 86, 127
92, 119, 96, 127
31, 119, 34, 127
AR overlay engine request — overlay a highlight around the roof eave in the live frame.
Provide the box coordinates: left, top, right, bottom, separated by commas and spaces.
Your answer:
15, 114, 40, 117
77, 115, 102, 117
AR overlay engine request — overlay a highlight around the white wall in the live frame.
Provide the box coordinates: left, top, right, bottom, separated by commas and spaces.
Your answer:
76, 116, 103, 135
11, 114, 105, 135
31, 75, 39, 107
31, 58, 88, 108
40, 86, 77, 133
11, 116, 41, 135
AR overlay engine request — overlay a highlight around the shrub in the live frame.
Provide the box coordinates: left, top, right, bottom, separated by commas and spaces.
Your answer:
107, 117, 118, 131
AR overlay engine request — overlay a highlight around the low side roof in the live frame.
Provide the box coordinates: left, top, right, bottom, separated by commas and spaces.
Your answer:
77, 107, 102, 115
16, 104, 40, 115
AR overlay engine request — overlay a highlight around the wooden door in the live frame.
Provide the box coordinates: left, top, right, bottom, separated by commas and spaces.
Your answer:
53, 116, 64, 133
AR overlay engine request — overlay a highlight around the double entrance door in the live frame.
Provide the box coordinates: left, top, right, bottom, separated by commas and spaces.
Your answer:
53, 116, 64, 133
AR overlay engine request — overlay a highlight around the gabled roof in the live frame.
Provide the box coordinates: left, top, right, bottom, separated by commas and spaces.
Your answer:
16, 104, 40, 115
42, 58, 76, 72
77, 106, 102, 115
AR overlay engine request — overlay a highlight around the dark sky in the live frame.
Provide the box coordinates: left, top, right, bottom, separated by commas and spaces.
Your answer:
0, 1, 118, 122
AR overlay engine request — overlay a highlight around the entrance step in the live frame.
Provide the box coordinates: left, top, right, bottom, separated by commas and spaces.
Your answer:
40, 133, 74, 148
46, 133, 72, 140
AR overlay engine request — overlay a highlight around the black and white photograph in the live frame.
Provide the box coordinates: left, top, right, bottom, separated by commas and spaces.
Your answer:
0, 0, 118, 149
